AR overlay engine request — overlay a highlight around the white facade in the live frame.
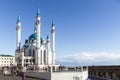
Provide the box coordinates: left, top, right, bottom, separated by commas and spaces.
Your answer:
25, 69, 88, 80
15, 9, 57, 69
51, 71, 88, 80
0, 55, 15, 67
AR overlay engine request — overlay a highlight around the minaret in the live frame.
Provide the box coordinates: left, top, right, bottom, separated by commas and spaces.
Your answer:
16, 16, 21, 50
35, 8, 41, 65
51, 20, 55, 65
46, 36, 50, 64
46, 36, 50, 50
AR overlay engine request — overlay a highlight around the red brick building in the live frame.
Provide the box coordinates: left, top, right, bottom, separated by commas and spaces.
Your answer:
89, 65, 120, 80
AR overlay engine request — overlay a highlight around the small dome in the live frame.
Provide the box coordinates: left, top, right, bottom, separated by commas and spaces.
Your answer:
23, 45, 29, 49
29, 33, 37, 40
25, 39, 29, 43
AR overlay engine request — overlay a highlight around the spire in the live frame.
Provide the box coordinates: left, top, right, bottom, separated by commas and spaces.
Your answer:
36, 8, 40, 16
17, 16, 20, 22
51, 20, 55, 33
52, 20, 54, 27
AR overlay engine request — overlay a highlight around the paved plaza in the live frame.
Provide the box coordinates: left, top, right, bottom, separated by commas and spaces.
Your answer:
0, 74, 41, 80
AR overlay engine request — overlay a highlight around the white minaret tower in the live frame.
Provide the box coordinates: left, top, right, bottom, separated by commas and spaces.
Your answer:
46, 36, 50, 64
51, 20, 55, 65
35, 8, 41, 65
16, 16, 21, 50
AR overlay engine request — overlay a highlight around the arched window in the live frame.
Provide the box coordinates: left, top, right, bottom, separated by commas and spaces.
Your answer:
44, 50, 46, 64
33, 49, 35, 57
29, 49, 31, 56
41, 50, 42, 64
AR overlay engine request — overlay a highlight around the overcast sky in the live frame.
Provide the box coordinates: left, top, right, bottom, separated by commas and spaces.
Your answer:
0, 0, 120, 66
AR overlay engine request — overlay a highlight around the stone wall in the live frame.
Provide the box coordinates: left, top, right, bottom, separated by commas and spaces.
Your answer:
89, 65, 120, 80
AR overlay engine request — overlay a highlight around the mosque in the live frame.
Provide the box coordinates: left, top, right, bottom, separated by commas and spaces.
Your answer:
15, 9, 58, 69
15, 9, 88, 80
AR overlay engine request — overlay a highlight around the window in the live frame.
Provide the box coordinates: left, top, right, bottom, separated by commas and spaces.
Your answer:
41, 50, 42, 64
33, 50, 35, 57
33, 59, 35, 63
44, 50, 46, 64
26, 59, 28, 62
29, 49, 31, 56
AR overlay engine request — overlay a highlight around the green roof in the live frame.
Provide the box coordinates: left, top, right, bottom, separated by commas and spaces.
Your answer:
52, 20, 54, 27
17, 16, 20, 22
37, 8, 40, 16
0, 54, 13, 57
29, 33, 37, 40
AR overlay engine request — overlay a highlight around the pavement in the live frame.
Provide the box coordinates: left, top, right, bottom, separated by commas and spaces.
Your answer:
0, 74, 41, 80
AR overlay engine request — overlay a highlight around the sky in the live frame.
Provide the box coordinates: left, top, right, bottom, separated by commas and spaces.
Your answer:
1, 0, 120, 66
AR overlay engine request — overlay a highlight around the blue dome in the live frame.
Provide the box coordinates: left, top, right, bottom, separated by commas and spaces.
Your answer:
29, 33, 37, 40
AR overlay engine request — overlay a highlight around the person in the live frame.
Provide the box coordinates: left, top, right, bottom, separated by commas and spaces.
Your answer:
22, 72, 25, 80
11, 69, 14, 76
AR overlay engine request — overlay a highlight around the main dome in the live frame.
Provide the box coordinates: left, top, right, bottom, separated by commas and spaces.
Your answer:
29, 33, 37, 40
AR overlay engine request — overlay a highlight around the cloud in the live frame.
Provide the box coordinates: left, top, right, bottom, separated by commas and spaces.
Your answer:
56, 52, 120, 66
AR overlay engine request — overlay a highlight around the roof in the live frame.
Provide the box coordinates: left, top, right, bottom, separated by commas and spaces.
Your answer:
29, 33, 37, 40
52, 20, 54, 27
28, 33, 43, 41
36, 8, 40, 16
0, 54, 14, 57
17, 16, 20, 22
23, 45, 29, 49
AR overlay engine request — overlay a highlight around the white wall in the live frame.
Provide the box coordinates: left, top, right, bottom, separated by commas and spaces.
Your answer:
51, 71, 88, 80
25, 71, 88, 80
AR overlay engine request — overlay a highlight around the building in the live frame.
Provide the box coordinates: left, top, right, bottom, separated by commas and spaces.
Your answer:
15, 8, 88, 80
15, 9, 58, 70
0, 54, 14, 67
89, 65, 120, 80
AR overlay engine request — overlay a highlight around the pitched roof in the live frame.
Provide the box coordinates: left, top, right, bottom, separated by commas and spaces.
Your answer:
0, 54, 14, 57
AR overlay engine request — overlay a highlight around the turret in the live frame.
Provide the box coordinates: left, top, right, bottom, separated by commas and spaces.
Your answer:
16, 16, 21, 50
51, 20, 55, 64
46, 35, 50, 50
